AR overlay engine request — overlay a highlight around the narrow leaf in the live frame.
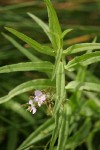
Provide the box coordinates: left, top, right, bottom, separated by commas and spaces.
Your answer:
44, 0, 62, 49
65, 51, 100, 71
0, 62, 53, 73
63, 43, 100, 55
5, 27, 55, 56
27, 12, 51, 41
2, 33, 40, 62
0, 79, 55, 104
61, 29, 73, 39
65, 81, 100, 92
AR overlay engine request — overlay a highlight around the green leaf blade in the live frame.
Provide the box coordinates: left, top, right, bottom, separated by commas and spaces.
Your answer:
5, 27, 55, 56
63, 43, 100, 55
61, 29, 73, 39
0, 62, 53, 73
65, 51, 100, 71
44, 0, 62, 49
27, 12, 51, 41
65, 81, 100, 92
2, 33, 40, 62
0, 79, 55, 104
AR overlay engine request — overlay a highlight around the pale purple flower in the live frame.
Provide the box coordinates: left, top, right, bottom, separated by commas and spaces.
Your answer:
27, 100, 37, 114
34, 90, 46, 107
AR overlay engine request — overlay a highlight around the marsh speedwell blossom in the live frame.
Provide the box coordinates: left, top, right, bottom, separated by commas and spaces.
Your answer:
27, 90, 46, 114
34, 90, 46, 107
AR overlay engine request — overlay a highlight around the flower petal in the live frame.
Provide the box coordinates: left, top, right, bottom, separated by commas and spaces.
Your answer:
40, 94, 46, 101
32, 106, 37, 114
34, 90, 42, 96
29, 100, 33, 105
34, 96, 39, 102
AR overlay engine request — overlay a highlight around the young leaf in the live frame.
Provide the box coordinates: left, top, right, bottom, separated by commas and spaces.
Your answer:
5, 27, 55, 56
27, 12, 51, 41
65, 81, 100, 92
0, 62, 53, 73
61, 29, 73, 39
65, 51, 100, 71
63, 43, 100, 55
0, 79, 55, 104
44, 0, 62, 49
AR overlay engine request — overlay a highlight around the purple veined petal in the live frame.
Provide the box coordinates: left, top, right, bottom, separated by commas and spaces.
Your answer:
34, 90, 42, 96
29, 100, 33, 105
32, 106, 37, 114
34, 96, 39, 102
40, 94, 46, 101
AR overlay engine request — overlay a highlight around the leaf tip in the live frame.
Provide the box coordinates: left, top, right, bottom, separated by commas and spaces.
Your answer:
4, 27, 11, 31
27, 12, 31, 16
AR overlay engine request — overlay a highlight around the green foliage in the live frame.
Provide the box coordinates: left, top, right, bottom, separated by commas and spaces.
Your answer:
66, 81, 100, 92
65, 51, 100, 71
2, 33, 40, 62
63, 43, 100, 55
17, 118, 54, 150
5, 27, 55, 56
0, 62, 53, 73
0, 79, 55, 104
0, 0, 100, 150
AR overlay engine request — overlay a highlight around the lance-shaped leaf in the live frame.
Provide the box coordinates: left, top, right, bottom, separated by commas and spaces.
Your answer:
61, 29, 73, 39
44, 0, 62, 49
5, 27, 55, 56
27, 12, 51, 41
65, 51, 100, 71
0, 79, 55, 104
0, 62, 53, 73
17, 118, 54, 150
2, 33, 41, 62
63, 43, 100, 55
65, 81, 100, 92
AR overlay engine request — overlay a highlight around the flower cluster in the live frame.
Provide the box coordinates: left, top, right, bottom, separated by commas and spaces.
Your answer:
27, 90, 46, 114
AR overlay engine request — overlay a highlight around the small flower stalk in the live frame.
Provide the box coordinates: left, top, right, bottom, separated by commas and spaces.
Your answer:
27, 90, 46, 114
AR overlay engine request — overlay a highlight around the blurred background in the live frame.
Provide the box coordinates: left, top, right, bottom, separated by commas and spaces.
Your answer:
0, 0, 100, 150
